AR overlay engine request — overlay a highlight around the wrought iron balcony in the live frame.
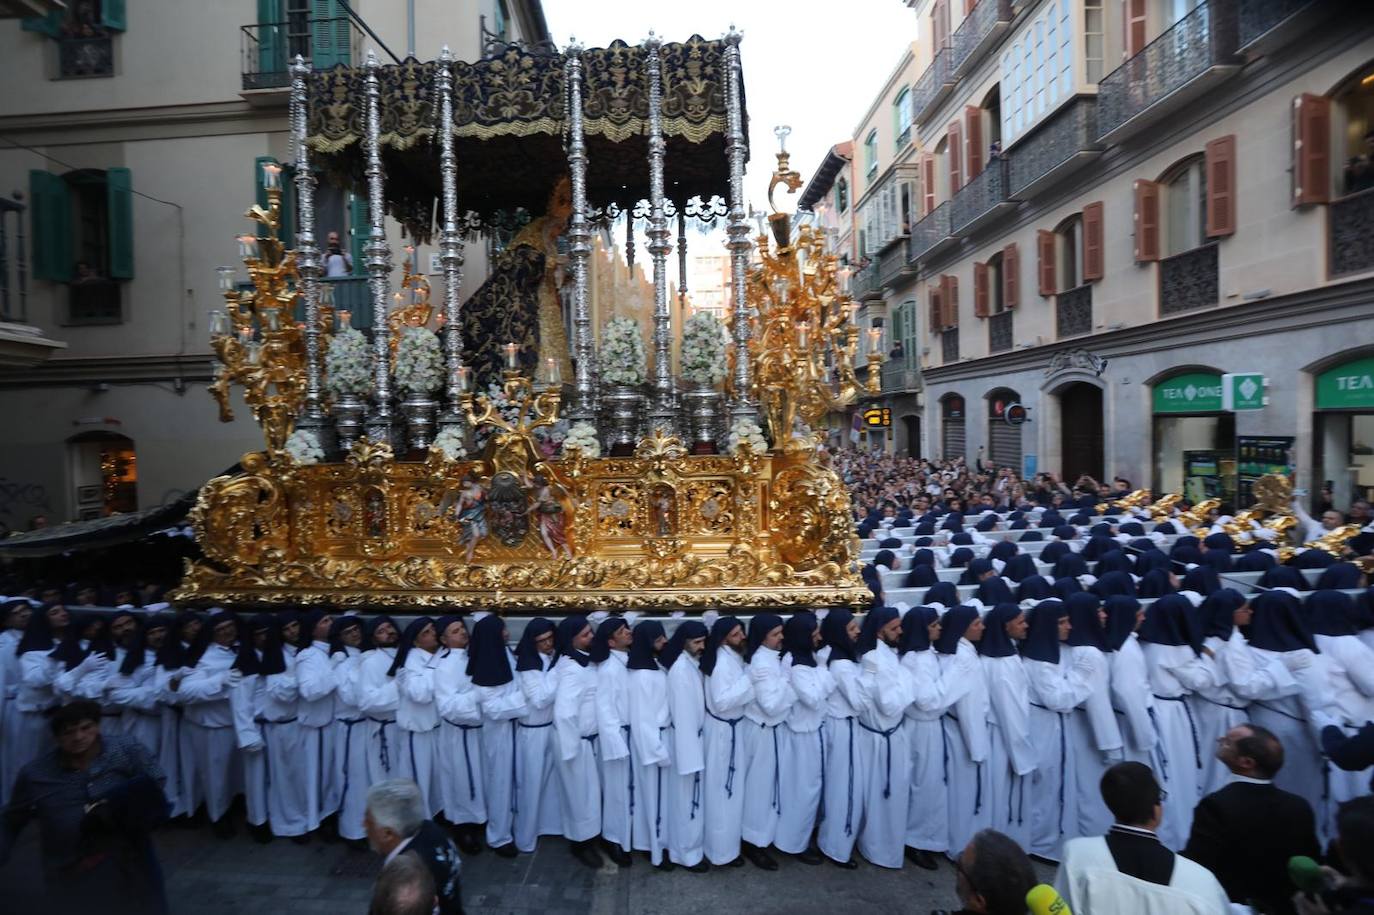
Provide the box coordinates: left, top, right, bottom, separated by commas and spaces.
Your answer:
241, 17, 362, 91
1097, 0, 1240, 144
1007, 96, 1103, 200
909, 201, 956, 265
882, 361, 923, 394
951, 157, 1016, 236
1159, 244, 1219, 315
988, 310, 1013, 354
911, 48, 956, 126
1238, 0, 1333, 53
941, 327, 960, 363
57, 35, 113, 79
878, 237, 913, 287
1329, 189, 1374, 278
321, 276, 374, 329
951, 0, 1013, 78
850, 263, 883, 301
1056, 285, 1092, 338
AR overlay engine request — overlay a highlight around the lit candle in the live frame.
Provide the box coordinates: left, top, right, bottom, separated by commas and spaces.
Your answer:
336, 310, 351, 331
237, 326, 254, 345
237, 235, 258, 259
317, 282, 334, 308
837, 266, 852, 293
544, 357, 561, 387
435, 312, 447, 328
456, 365, 470, 392
404, 245, 415, 272
393, 292, 404, 312
208, 310, 229, 338
261, 163, 282, 191
217, 266, 236, 292
867, 327, 882, 354
296, 321, 307, 332
797, 320, 810, 349
504, 342, 519, 370
262, 308, 281, 332
845, 301, 859, 325
245, 341, 263, 365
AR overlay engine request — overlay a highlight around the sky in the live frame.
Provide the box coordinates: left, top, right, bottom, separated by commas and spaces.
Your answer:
542, 0, 918, 217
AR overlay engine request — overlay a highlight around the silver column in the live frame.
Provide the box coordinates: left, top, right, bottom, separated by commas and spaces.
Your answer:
677, 210, 688, 318
644, 34, 675, 435
435, 46, 467, 436
289, 55, 336, 454
564, 42, 596, 422
361, 50, 396, 445
723, 28, 755, 426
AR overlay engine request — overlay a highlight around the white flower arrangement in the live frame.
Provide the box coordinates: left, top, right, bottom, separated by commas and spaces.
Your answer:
727, 418, 768, 455
393, 325, 444, 394
472, 381, 522, 451
680, 310, 728, 386
599, 316, 647, 387
324, 326, 373, 396
562, 420, 601, 458
432, 427, 467, 461
284, 429, 324, 465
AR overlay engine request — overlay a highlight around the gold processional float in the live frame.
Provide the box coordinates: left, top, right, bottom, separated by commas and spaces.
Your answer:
174, 35, 884, 612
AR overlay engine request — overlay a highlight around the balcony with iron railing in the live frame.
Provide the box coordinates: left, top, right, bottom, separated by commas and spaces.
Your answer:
850, 263, 884, 301
1056, 285, 1093, 338
912, 48, 956, 126
950, 157, 1016, 236
988, 310, 1013, 354
0, 195, 66, 367
908, 201, 956, 265
882, 360, 923, 394
1238, 0, 1334, 53
1330, 187, 1374, 279
1160, 244, 1219, 315
878, 236, 914, 288
1097, 0, 1240, 144
1007, 96, 1103, 200
241, 17, 363, 92
951, 0, 1013, 78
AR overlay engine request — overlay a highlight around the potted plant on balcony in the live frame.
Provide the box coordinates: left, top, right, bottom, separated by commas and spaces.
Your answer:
679, 310, 728, 453
598, 315, 647, 456
324, 311, 373, 452
393, 324, 444, 453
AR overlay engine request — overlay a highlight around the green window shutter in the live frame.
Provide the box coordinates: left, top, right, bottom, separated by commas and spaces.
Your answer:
279, 164, 296, 249
29, 170, 72, 283
348, 193, 369, 277
21, 11, 62, 38
311, 0, 349, 69
106, 167, 135, 280
257, 0, 284, 78
100, 0, 128, 32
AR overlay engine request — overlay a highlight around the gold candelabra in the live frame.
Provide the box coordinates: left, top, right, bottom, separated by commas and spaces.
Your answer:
456, 349, 562, 479
388, 244, 435, 362
208, 167, 319, 457
1096, 488, 1152, 515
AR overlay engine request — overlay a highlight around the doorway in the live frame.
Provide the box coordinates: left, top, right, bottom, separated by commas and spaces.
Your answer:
1058, 383, 1103, 481
902, 415, 921, 458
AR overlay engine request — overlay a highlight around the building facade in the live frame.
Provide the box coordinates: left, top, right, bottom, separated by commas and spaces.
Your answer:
0, 0, 549, 532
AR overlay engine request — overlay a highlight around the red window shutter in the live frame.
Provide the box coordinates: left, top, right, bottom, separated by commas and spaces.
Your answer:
1037, 229, 1056, 296
973, 262, 989, 317
965, 106, 984, 181
943, 275, 959, 328
1003, 243, 1020, 309
1082, 201, 1104, 281
948, 121, 963, 195
1133, 179, 1160, 262
1125, 0, 1147, 58
1205, 135, 1236, 238
930, 288, 941, 333
1293, 93, 1331, 207
963, 0, 975, 15
921, 154, 936, 215
933, 0, 949, 49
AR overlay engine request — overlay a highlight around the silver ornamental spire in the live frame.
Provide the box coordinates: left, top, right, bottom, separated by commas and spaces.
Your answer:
644, 33, 676, 435
361, 50, 396, 445
435, 46, 467, 437
723, 27, 756, 427
564, 41, 597, 422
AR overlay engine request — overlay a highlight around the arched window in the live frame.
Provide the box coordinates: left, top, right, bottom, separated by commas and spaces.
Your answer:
835, 177, 849, 214
67, 431, 137, 518
1161, 154, 1206, 256
1055, 214, 1082, 292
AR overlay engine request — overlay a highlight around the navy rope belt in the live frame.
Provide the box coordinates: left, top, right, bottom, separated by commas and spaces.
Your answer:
691, 772, 701, 820
845, 718, 856, 835
817, 726, 827, 824
339, 718, 360, 813
707, 710, 744, 798
1147, 707, 1168, 781
622, 724, 634, 820
517, 721, 552, 728
757, 722, 782, 813
1154, 695, 1202, 768
369, 718, 394, 774
445, 722, 481, 801
1254, 700, 1306, 723
510, 721, 519, 817
859, 719, 902, 799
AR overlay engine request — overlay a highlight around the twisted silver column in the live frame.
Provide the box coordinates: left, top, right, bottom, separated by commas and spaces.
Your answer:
644, 34, 676, 435
362, 50, 396, 445
723, 28, 756, 426
435, 46, 467, 436
564, 42, 596, 422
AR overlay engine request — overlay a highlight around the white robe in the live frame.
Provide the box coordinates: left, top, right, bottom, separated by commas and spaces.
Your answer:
434, 647, 487, 829
819, 656, 870, 863
396, 647, 443, 818
1110, 634, 1157, 767
775, 657, 834, 855
553, 655, 601, 842
158, 664, 192, 818
628, 661, 672, 864
857, 640, 914, 869
1312, 634, 1374, 824
330, 647, 371, 840
1024, 653, 1091, 859
702, 646, 753, 865
475, 661, 528, 849
1068, 644, 1124, 839
1139, 642, 1214, 850
981, 652, 1035, 851
7, 651, 60, 794
1189, 634, 1248, 796
108, 656, 163, 758
940, 640, 991, 859
513, 653, 560, 850
0, 629, 25, 804
179, 643, 245, 822
741, 645, 796, 849
1055, 834, 1234, 915
666, 653, 707, 867
293, 641, 337, 832
246, 655, 310, 836
902, 648, 953, 854
356, 647, 401, 786
597, 649, 633, 851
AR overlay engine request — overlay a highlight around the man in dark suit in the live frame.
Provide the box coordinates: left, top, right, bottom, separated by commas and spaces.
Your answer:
1183, 722, 1321, 915
365, 779, 465, 915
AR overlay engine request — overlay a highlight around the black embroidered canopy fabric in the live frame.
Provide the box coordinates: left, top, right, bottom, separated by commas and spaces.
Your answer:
305, 37, 747, 241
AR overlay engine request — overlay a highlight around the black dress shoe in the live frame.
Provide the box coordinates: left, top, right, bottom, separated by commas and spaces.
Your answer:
830, 856, 859, 870
212, 816, 236, 839
795, 847, 824, 866
654, 857, 676, 871
492, 842, 519, 858
742, 843, 779, 871
685, 859, 710, 873
725, 855, 746, 868
602, 841, 632, 867
290, 833, 310, 846
905, 847, 939, 870
571, 840, 603, 869
453, 827, 483, 856
250, 823, 273, 844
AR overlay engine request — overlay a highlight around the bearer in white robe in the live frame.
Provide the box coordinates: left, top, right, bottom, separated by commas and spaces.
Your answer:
626, 620, 672, 867
856, 606, 915, 869
356, 616, 402, 790
292, 610, 337, 837
1189, 590, 1253, 794
1064, 592, 1125, 839
776, 612, 832, 864
511, 618, 559, 854
108, 615, 171, 757
818, 610, 869, 868
327, 616, 370, 842
7, 604, 70, 795
977, 602, 1035, 852
591, 617, 635, 865
740, 613, 795, 869
159, 614, 204, 819
433, 615, 487, 854
935, 604, 992, 860
900, 605, 955, 865
664, 621, 710, 871
240, 614, 310, 840
467, 614, 528, 856
700, 616, 754, 866
392, 618, 444, 818
1103, 596, 1157, 768
552, 615, 604, 869
1306, 590, 1374, 821
178, 611, 246, 834
0, 599, 34, 804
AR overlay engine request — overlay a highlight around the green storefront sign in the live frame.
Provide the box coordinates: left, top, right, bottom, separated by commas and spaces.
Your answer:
1153, 372, 1224, 413
1316, 356, 1374, 410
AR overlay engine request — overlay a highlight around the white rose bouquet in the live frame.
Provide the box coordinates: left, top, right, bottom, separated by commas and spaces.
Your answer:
324, 326, 373, 396
599, 316, 647, 386
680, 311, 728, 386
393, 325, 443, 394
562, 420, 601, 458
727, 418, 768, 456
284, 429, 324, 465
432, 427, 467, 461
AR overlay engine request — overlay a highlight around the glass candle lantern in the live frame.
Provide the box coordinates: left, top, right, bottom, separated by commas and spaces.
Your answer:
208, 310, 229, 338
217, 266, 237, 292
456, 365, 470, 393
237, 235, 258, 259
261, 163, 282, 191
503, 342, 519, 370
336, 310, 351, 332
317, 281, 334, 309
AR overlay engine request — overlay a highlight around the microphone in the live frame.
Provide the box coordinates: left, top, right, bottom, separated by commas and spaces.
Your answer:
1288, 855, 1335, 895
1026, 884, 1073, 915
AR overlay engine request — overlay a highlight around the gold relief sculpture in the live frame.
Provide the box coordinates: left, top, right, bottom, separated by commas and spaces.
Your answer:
684, 480, 735, 535
597, 482, 644, 538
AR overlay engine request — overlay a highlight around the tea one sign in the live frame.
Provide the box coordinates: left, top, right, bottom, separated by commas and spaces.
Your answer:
1316, 356, 1374, 410
1153, 372, 1224, 413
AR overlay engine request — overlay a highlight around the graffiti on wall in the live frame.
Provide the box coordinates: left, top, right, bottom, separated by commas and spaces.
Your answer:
0, 477, 52, 535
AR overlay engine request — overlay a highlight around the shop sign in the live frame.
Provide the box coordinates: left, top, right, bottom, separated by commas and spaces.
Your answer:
1316, 356, 1374, 410
864, 407, 892, 428
1023, 453, 1037, 478
1153, 372, 1223, 413
1222, 372, 1266, 411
